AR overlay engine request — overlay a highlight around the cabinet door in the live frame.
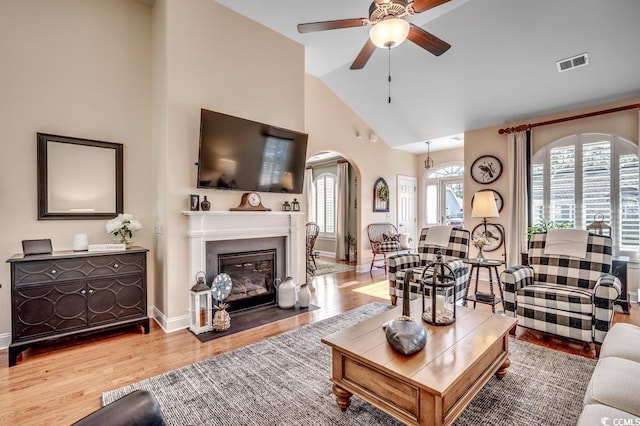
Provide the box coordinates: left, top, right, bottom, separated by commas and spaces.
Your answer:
14, 281, 87, 340
86, 275, 146, 326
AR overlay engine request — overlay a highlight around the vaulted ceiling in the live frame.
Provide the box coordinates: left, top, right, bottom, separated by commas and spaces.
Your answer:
216, 0, 640, 153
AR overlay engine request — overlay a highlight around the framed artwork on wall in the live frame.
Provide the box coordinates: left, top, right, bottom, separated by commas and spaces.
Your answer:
470, 155, 503, 184
373, 177, 389, 212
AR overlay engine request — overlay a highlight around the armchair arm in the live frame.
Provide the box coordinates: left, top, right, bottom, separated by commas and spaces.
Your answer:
388, 253, 420, 288
592, 273, 622, 345
500, 265, 534, 317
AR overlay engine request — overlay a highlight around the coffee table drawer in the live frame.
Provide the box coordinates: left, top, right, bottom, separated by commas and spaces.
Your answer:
343, 356, 419, 417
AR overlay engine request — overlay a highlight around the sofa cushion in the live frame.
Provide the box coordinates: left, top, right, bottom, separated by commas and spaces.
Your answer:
577, 404, 640, 426
583, 356, 640, 417
516, 283, 593, 314
600, 323, 640, 363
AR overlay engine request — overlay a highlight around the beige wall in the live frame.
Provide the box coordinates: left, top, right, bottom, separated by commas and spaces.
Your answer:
0, 0, 153, 340
153, 0, 306, 324
464, 96, 640, 294
305, 75, 418, 271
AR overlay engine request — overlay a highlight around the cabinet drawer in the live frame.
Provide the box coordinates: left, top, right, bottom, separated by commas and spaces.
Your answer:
13, 252, 145, 286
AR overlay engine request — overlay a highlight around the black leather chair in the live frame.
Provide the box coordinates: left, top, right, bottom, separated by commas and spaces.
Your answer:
72, 390, 167, 426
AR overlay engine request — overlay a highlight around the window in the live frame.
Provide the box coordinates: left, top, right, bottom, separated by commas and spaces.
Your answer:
311, 173, 337, 234
532, 133, 639, 258
424, 164, 464, 227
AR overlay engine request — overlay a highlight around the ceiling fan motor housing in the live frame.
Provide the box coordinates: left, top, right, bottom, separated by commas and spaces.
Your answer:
369, 0, 409, 23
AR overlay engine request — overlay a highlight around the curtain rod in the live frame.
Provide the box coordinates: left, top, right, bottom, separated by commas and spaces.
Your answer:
498, 103, 640, 135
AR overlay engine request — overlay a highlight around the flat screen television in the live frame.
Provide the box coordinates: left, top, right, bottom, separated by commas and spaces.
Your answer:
197, 108, 308, 194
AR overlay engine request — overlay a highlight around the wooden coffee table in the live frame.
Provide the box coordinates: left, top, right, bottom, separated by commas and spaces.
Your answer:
321, 300, 517, 425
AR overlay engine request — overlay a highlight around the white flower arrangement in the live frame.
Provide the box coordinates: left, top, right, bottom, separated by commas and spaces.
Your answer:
472, 236, 488, 249
106, 213, 142, 245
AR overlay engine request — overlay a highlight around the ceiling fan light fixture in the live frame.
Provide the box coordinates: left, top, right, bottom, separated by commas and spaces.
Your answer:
369, 18, 410, 49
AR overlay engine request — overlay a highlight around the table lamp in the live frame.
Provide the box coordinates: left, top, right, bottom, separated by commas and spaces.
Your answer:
471, 191, 499, 232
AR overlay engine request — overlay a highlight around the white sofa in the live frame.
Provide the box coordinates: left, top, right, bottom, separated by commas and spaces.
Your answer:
578, 323, 640, 425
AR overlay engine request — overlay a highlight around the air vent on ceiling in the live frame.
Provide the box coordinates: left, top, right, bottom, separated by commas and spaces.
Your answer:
556, 53, 589, 73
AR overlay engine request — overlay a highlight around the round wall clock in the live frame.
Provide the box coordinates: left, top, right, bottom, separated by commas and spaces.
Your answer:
471, 189, 504, 213
470, 155, 503, 184
471, 223, 504, 252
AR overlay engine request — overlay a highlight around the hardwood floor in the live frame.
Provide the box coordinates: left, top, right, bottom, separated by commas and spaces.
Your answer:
0, 267, 637, 425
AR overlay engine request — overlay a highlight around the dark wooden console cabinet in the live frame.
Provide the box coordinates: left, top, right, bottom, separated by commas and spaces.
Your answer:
6, 247, 149, 366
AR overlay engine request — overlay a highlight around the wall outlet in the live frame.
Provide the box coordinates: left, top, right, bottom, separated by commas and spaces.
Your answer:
154, 222, 164, 234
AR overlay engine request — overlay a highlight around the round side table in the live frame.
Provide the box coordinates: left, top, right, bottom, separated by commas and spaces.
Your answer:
463, 258, 505, 313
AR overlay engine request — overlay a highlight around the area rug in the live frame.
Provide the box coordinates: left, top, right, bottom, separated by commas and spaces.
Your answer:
104, 303, 595, 425
314, 258, 356, 275
194, 303, 321, 343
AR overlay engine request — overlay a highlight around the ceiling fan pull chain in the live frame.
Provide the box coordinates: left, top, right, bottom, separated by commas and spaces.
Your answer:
388, 45, 392, 104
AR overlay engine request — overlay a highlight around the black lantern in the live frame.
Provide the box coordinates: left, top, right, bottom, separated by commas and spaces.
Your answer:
282, 201, 291, 211
420, 253, 456, 326
291, 198, 300, 211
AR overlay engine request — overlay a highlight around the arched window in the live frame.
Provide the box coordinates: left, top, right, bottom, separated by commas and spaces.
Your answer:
532, 133, 639, 258
424, 163, 464, 227
312, 173, 337, 234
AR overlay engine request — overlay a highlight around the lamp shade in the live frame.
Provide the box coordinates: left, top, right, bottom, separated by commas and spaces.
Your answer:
471, 191, 499, 218
369, 18, 410, 48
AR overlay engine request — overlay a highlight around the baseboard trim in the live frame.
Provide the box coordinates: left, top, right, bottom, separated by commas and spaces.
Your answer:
150, 306, 190, 333
0, 332, 11, 350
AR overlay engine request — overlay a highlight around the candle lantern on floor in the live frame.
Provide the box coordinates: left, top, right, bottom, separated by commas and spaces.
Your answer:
420, 252, 456, 326
190, 271, 213, 334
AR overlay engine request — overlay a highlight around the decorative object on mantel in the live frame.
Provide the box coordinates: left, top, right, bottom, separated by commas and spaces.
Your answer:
189, 194, 199, 211
383, 271, 427, 355
273, 276, 296, 309
190, 271, 213, 335
106, 213, 142, 249
586, 213, 611, 237
230, 192, 271, 211
373, 177, 390, 212
72, 234, 89, 252
470, 155, 503, 184
282, 201, 291, 211
200, 195, 211, 211
420, 253, 456, 326
291, 198, 300, 211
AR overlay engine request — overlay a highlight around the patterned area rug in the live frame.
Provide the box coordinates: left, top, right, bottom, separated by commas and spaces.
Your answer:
104, 303, 595, 425
314, 258, 356, 275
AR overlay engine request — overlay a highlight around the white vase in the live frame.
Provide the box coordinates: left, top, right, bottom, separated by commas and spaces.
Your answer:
274, 277, 296, 309
298, 283, 311, 308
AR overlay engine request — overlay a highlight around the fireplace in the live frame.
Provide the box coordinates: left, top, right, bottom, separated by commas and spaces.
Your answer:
206, 236, 286, 312
218, 249, 276, 311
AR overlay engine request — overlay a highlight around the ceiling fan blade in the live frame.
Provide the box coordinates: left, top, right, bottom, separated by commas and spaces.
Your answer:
297, 18, 367, 34
410, 0, 451, 14
407, 24, 451, 56
350, 39, 376, 70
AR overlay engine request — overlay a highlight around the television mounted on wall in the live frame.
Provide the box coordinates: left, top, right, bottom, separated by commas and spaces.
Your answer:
197, 108, 308, 194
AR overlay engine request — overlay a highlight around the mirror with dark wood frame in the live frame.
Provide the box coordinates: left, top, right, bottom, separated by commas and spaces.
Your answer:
37, 133, 123, 220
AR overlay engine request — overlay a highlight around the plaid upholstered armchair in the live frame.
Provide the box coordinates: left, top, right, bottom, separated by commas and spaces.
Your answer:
501, 232, 621, 349
387, 227, 471, 306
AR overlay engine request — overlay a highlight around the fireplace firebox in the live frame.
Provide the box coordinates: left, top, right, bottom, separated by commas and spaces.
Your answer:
217, 249, 276, 311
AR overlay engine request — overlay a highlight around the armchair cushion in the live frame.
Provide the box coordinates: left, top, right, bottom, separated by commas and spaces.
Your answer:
516, 284, 594, 314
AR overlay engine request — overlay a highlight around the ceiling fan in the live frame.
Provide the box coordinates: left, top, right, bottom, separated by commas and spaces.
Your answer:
297, 0, 452, 70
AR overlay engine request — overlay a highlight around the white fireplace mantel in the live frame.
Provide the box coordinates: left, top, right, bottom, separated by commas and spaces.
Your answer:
182, 211, 305, 289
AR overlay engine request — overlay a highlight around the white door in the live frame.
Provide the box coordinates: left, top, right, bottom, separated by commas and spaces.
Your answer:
397, 175, 417, 249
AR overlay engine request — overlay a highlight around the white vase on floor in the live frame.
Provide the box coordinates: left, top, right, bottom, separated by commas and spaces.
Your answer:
298, 283, 311, 308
